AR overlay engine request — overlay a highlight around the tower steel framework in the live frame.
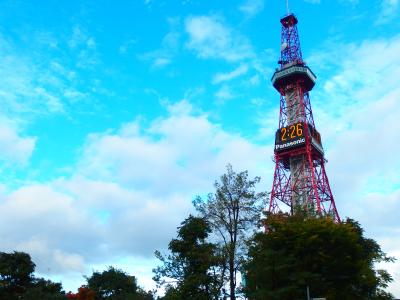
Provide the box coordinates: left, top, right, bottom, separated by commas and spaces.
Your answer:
268, 13, 340, 222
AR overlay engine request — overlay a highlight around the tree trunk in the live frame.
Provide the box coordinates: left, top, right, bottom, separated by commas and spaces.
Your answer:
229, 256, 235, 300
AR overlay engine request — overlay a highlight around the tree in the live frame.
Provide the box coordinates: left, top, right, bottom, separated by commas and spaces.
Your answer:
193, 165, 264, 300
244, 213, 395, 300
0, 251, 65, 299
87, 266, 153, 300
67, 286, 96, 300
154, 215, 223, 299
21, 278, 65, 300
0, 251, 36, 299
134, 288, 154, 300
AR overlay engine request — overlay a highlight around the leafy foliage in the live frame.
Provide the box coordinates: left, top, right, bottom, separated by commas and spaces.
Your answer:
0, 251, 35, 298
0, 251, 65, 299
154, 215, 223, 299
87, 266, 153, 300
244, 213, 395, 300
67, 286, 96, 300
21, 278, 65, 300
193, 164, 265, 300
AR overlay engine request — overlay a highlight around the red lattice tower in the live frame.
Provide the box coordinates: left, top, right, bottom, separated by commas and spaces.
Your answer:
268, 13, 340, 222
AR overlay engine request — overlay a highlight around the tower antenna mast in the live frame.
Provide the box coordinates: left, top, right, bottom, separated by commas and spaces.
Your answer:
267, 7, 341, 223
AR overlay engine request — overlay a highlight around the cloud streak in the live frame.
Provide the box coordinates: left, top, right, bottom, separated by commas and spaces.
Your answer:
0, 118, 36, 166
185, 15, 254, 62
239, 0, 265, 18
212, 64, 249, 84
376, 0, 399, 24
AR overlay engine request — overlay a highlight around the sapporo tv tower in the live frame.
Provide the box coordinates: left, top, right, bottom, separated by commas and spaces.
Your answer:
267, 4, 340, 222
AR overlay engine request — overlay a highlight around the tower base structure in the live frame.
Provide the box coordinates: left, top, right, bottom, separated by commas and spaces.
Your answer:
269, 144, 340, 223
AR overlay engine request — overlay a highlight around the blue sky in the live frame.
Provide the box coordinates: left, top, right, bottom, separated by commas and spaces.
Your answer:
0, 0, 399, 296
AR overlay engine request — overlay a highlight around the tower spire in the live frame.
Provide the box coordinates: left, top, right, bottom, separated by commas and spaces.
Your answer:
267, 11, 340, 222
279, 13, 303, 67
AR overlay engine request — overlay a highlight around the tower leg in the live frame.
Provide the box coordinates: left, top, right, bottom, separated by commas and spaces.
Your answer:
269, 151, 340, 222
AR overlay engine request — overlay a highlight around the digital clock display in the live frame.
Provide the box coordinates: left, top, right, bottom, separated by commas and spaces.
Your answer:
275, 122, 306, 152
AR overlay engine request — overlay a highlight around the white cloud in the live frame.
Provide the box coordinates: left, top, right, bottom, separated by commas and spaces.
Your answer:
347, 191, 400, 297
140, 18, 180, 69
247, 74, 260, 86
16, 237, 86, 274
119, 39, 137, 54
239, 0, 264, 18
254, 107, 279, 140
376, 0, 399, 24
212, 64, 249, 84
79, 100, 267, 192
68, 26, 96, 51
68, 26, 87, 49
152, 57, 172, 68
337, 0, 359, 4
376, 235, 400, 297
0, 184, 98, 274
313, 36, 400, 185
0, 99, 270, 291
67, 25, 99, 69
250, 97, 266, 107
0, 53, 65, 115
0, 118, 36, 166
0, 33, 93, 120
185, 15, 254, 61
215, 85, 235, 101
73, 101, 269, 256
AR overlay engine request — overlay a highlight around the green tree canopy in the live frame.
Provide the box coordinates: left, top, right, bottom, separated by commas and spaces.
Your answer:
154, 215, 223, 300
21, 278, 65, 300
0, 251, 65, 300
0, 251, 35, 298
87, 266, 153, 300
244, 213, 395, 300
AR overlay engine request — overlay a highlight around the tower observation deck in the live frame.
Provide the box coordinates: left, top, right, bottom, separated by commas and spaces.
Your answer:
268, 13, 340, 222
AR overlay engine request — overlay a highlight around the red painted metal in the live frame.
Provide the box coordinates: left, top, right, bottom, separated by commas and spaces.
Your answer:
268, 13, 340, 223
